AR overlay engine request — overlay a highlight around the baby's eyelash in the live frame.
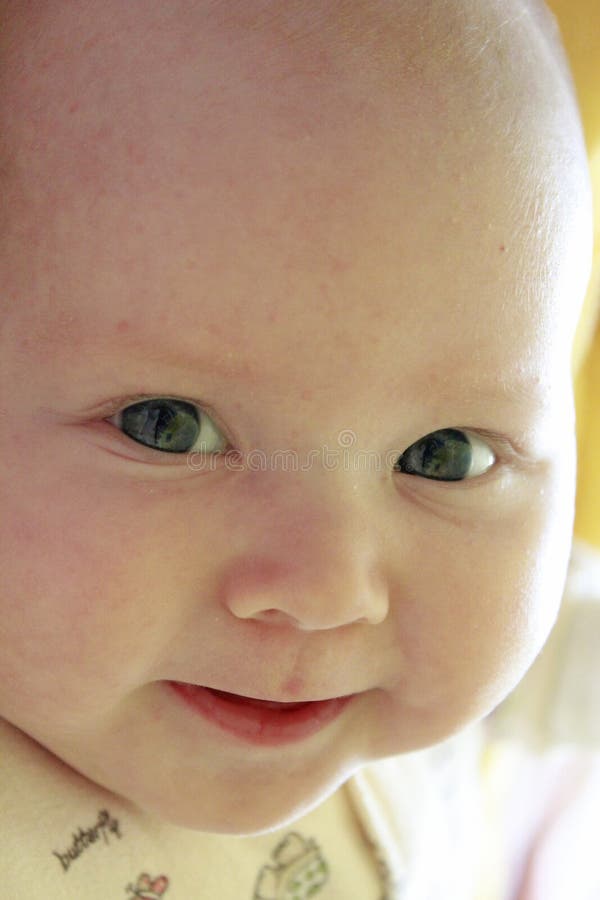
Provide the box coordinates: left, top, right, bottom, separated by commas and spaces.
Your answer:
87, 393, 205, 420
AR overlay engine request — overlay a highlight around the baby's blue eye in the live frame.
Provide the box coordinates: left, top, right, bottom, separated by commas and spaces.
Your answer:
110, 398, 227, 454
395, 428, 495, 481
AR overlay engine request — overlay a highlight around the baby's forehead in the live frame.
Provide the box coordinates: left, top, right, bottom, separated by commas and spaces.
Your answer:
0, 1, 570, 113
0, 0, 590, 383
0, 1, 580, 211
0, 1, 574, 162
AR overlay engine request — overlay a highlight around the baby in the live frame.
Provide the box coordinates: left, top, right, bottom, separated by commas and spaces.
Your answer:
0, 0, 593, 897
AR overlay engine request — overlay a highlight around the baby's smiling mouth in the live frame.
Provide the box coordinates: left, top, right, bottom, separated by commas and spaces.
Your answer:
168, 681, 356, 746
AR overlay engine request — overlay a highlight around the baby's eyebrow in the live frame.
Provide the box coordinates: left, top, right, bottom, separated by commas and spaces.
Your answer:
105, 326, 256, 382
399, 362, 553, 411
84, 321, 554, 416
137, 333, 550, 397
445, 376, 549, 407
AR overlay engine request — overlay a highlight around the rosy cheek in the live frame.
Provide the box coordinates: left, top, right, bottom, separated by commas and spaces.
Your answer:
0, 475, 131, 687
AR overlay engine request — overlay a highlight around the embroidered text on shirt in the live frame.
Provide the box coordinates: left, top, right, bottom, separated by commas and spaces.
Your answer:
52, 808, 122, 872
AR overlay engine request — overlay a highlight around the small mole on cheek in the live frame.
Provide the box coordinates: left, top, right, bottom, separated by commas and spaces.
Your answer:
499, 244, 506, 252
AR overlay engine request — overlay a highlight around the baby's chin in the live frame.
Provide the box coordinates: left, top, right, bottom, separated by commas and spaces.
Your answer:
118, 770, 351, 836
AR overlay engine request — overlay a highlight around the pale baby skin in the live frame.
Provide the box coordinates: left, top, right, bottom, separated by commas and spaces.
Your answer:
0, 0, 592, 850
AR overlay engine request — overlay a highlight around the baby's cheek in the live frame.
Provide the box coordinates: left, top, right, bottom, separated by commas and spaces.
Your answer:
0, 464, 165, 725
398, 474, 571, 734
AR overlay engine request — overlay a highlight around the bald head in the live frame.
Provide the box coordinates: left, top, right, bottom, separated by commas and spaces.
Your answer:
0, 0, 591, 367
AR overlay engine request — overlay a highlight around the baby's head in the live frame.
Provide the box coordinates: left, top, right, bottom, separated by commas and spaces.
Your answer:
0, 0, 592, 835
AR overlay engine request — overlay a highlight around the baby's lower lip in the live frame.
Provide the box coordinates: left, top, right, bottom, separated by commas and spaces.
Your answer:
168, 681, 354, 746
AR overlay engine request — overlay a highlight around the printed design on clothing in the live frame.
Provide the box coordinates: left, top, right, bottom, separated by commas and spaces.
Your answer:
252, 831, 329, 899
52, 809, 122, 872
126, 873, 170, 898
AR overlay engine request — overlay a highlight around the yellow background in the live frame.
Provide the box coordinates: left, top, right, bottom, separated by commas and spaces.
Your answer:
547, 0, 600, 546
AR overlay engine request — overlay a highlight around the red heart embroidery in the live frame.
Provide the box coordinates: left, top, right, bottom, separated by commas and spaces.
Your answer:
151, 876, 169, 895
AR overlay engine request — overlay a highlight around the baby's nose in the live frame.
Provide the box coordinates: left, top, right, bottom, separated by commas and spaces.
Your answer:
218, 470, 389, 631
222, 558, 388, 631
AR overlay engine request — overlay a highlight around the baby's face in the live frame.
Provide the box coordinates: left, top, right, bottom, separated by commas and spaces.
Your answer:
0, 0, 591, 833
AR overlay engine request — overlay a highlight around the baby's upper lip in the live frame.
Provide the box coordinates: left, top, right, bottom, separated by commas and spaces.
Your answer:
208, 687, 313, 706
174, 681, 353, 704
